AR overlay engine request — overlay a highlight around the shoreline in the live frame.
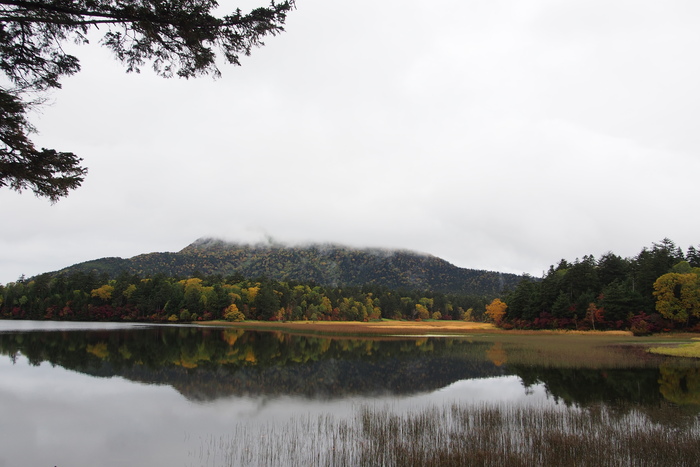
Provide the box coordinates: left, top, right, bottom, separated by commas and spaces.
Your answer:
197, 319, 638, 337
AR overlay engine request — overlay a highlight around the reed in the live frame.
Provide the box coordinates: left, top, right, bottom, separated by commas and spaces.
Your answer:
189, 402, 700, 467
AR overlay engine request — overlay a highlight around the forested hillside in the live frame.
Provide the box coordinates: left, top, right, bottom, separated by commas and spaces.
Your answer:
54, 238, 520, 296
5, 238, 698, 331
0, 270, 493, 323
0, 239, 525, 324
498, 239, 700, 333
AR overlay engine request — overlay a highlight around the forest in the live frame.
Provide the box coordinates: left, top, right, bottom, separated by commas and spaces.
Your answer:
494, 238, 700, 333
0, 269, 488, 323
1, 238, 698, 332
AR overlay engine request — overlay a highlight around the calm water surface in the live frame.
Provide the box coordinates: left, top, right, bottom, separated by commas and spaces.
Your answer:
0, 321, 698, 467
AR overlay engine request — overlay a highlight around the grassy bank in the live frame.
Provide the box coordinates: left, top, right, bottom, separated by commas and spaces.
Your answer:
198, 319, 641, 337
649, 339, 700, 359
199, 319, 497, 336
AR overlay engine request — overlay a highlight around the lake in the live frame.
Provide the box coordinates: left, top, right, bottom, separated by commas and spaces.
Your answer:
0, 321, 699, 466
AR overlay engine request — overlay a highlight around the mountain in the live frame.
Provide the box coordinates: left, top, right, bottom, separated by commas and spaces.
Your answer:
56, 237, 522, 295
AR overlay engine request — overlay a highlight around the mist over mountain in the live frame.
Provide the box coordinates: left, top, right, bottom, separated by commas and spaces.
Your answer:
56, 238, 522, 295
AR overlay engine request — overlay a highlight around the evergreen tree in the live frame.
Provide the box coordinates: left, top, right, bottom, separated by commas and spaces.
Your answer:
254, 281, 280, 320
1, 0, 295, 200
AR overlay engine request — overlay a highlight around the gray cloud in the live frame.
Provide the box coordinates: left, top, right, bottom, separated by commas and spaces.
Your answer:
2, 0, 699, 283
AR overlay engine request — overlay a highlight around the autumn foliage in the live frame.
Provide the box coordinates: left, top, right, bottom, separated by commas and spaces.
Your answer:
485, 299, 507, 324
653, 273, 700, 323
0, 271, 492, 324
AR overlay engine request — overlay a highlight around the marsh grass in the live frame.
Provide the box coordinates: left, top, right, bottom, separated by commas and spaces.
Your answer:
649, 341, 700, 359
473, 334, 675, 369
189, 403, 700, 467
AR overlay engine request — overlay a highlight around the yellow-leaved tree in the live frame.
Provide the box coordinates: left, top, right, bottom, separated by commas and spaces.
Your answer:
485, 298, 507, 325
91, 284, 115, 301
414, 303, 430, 320
224, 304, 245, 322
653, 273, 700, 323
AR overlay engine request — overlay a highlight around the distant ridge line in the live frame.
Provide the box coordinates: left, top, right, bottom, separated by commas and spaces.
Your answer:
55, 237, 523, 296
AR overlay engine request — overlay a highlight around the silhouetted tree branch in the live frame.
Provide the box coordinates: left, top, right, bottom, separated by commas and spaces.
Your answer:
0, 0, 295, 201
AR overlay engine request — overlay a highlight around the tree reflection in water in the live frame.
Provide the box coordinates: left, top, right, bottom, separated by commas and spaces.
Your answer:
0, 324, 698, 409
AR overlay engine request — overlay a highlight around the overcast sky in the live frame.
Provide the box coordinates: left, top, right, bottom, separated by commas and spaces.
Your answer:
2, 0, 699, 284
